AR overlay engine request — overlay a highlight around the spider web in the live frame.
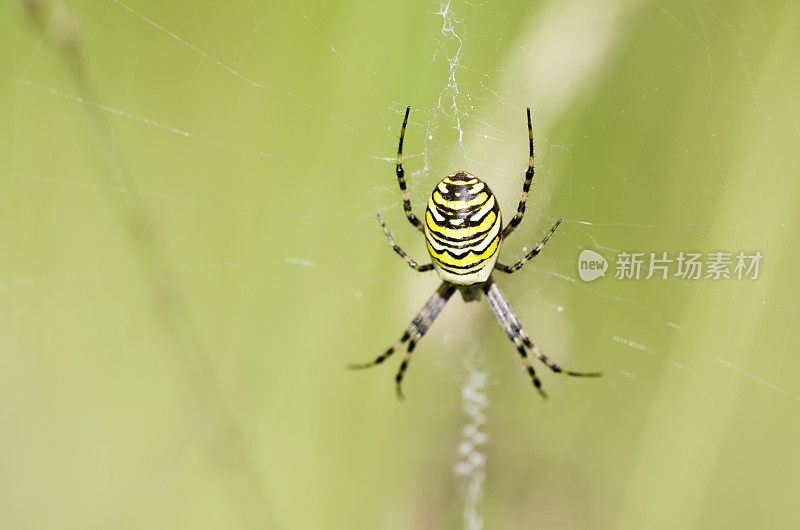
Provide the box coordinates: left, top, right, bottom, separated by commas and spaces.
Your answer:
2, 0, 800, 529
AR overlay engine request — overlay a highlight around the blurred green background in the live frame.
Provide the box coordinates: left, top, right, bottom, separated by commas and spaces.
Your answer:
2, 0, 800, 528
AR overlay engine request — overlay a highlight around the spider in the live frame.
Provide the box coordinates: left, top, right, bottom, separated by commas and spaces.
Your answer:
350, 107, 600, 398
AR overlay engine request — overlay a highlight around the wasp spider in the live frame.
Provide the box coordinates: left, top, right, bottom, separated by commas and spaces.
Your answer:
351, 107, 600, 398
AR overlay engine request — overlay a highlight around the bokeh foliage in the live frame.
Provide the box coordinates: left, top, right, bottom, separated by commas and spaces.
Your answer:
1, 0, 799, 528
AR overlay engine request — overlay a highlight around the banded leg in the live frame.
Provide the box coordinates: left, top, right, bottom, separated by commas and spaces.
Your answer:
501, 107, 535, 239
395, 106, 424, 233
485, 279, 601, 378
377, 213, 433, 272
348, 326, 416, 370
349, 283, 456, 394
483, 279, 547, 398
395, 283, 456, 398
495, 218, 562, 273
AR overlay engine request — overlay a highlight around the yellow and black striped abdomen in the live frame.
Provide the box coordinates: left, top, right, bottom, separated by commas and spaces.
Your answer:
424, 172, 502, 285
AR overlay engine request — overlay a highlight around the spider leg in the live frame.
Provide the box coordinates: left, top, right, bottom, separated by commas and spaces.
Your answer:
376, 213, 433, 272
349, 283, 456, 396
501, 107, 535, 239
495, 218, 562, 274
483, 279, 547, 398
394, 283, 456, 398
348, 326, 416, 371
484, 279, 601, 378
395, 106, 425, 233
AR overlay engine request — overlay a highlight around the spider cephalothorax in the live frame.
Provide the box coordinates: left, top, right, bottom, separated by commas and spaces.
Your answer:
350, 107, 600, 398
